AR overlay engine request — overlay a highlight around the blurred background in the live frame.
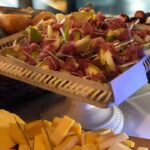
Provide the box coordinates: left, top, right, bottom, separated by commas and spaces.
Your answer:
1, 0, 150, 15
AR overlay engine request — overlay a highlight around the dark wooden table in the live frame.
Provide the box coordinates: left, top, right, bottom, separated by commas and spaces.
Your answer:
130, 137, 150, 149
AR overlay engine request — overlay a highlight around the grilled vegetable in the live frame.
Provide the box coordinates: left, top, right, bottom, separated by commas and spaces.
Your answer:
26, 26, 43, 42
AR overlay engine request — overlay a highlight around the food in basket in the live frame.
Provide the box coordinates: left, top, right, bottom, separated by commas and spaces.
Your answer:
0, 109, 148, 150
0, 13, 32, 34
1, 8, 150, 83
0, 8, 55, 34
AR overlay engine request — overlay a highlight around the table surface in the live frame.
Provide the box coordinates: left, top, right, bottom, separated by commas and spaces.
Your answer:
130, 137, 150, 149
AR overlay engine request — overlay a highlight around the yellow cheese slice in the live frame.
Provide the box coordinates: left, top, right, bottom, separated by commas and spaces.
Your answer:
0, 109, 24, 149
34, 134, 46, 150
71, 146, 82, 150
85, 132, 97, 144
50, 116, 75, 145
19, 140, 33, 150
25, 120, 51, 139
19, 144, 30, 150
0, 109, 25, 124
108, 143, 132, 150
55, 135, 79, 150
122, 140, 135, 148
52, 117, 81, 135
0, 109, 15, 123
97, 128, 112, 136
96, 132, 115, 144
13, 114, 25, 124
9, 122, 27, 144
98, 133, 129, 150
70, 122, 82, 135
52, 117, 62, 127
81, 144, 97, 150
79, 133, 86, 146
41, 127, 53, 150
0, 126, 16, 150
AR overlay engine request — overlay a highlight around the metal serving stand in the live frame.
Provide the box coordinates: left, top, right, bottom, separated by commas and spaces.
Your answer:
0, 32, 150, 133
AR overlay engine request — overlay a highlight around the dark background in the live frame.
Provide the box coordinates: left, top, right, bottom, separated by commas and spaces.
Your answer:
1, 0, 150, 15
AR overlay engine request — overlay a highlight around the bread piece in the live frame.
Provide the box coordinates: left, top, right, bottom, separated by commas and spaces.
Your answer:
0, 13, 32, 34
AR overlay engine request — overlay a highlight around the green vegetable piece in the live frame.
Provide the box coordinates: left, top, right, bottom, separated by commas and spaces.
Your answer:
28, 26, 43, 42
106, 30, 116, 42
144, 43, 150, 50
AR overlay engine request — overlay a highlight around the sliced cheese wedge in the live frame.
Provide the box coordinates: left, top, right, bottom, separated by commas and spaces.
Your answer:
50, 116, 75, 145
85, 132, 98, 144
71, 146, 82, 150
81, 144, 97, 150
41, 127, 53, 150
18, 144, 30, 150
25, 120, 51, 139
55, 135, 79, 150
19, 140, 33, 150
98, 132, 129, 150
34, 134, 46, 150
9, 122, 27, 144
0, 126, 16, 150
0, 109, 25, 149
108, 143, 132, 150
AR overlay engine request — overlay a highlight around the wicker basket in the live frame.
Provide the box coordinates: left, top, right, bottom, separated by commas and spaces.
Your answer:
0, 32, 112, 108
1, 29, 149, 107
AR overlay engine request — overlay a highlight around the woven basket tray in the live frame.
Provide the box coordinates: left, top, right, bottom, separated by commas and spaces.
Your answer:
0, 31, 112, 108
0, 31, 149, 107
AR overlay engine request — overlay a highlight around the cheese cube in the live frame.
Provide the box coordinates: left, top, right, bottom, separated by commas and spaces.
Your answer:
122, 140, 135, 148
96, 132, 115, 144
0, 109, 25, 149
85, 132, 98, 144
52, 117, 81, 135
34, 134, 46, 150
19, 140, 33, 150
13, 114, 25, 124
97, 128, 112, 136
19, 144, 30, 150
70, 123, 82, 135
50, 116, 75, 145
108, 143, 132, 150
25, 120, 51, 139
54, 135, 79, 150
41, 127, 53, 150
81, 144, 97, 150
98, 133, 129, 149
0, 126, 16, 150
52, 117, 62, 127
9, 122, 27, 144
79, 133, 86, 146
71, 146, 82, 150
